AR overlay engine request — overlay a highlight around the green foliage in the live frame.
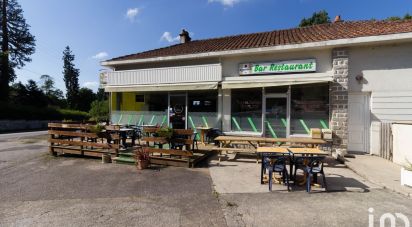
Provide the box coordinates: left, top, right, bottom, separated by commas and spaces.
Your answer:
89, 124, 105, 134
62, 46, 80, 109
385, 13, 412, 21
156, 127, 174, 139
0, 101, 89, 120
386, 16, 402, 21
0, 0, 36, 101
58, 108, 90, 121
89, 100, 109, 122
299, 10, 331, 27
96, 88, 108, 101
9, 80, 48, 107
77, 87, 97, 112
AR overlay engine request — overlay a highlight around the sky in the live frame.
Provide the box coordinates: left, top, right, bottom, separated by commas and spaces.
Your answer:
15, 0, 412, 92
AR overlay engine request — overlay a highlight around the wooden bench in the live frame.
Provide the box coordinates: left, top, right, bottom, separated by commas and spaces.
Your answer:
212, 147, 258, 163
146, 147, 195, 167
48, 123, 121, 157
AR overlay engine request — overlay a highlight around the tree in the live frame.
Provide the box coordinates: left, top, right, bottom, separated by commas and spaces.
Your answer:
0, 0, 36, 101
9, 80, 47, 107
96, 88, 107, 101
299, 10, 331, 27
62, 46, 80, 109
40, 74, 54, 95
386, 16, 402, 21
89, 100, 109, 122
385, 13, 412, 21
39, 74, 65, 107
25, 79, 47, 107
77, 87, 96, 112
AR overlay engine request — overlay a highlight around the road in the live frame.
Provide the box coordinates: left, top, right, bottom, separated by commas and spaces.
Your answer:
0, 132, 411, 226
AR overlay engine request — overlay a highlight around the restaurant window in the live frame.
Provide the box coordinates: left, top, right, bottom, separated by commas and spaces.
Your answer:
231, 88, 262, 132
135, 94, 145, 103
290, 84, 329, 135
188, 91, 219, 128
111, 92, 168, 126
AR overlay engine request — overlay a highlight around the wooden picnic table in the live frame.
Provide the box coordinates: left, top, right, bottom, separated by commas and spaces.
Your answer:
214, 136, 326, 148
256, 146, 329, 185
257, 147, 290, 184
287, 147, 329, 156
196, 127, 211, 145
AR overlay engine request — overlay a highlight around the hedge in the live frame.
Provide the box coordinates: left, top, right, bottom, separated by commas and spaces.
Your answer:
0, 102, 90, 121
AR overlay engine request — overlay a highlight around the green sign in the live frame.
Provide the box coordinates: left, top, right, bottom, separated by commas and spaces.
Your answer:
239, 59, 316, 75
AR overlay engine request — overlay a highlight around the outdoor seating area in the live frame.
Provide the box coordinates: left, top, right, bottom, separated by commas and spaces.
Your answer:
48, 122, 332, 192
47, 122, 213, 168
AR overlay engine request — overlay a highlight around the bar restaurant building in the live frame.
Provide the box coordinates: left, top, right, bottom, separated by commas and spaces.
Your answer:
100, 19, 412, 158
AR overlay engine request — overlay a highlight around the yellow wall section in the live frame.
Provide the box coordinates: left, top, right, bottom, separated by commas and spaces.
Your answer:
111, 92, 145, 111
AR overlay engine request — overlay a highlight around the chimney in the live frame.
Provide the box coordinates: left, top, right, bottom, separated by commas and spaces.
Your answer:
334, 15, 342, 23
179, 29, 191, 44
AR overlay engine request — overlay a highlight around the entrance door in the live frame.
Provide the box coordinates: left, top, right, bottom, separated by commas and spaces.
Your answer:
264, 96, 288, 138
169, 94, 187, 129
348, 93, 370, 152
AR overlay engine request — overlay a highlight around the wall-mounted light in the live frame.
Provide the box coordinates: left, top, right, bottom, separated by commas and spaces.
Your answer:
355, 73, 364, 83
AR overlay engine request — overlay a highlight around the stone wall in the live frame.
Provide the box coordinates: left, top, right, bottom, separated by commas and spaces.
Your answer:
0, 120, 48, 133
330, 48, 349, 160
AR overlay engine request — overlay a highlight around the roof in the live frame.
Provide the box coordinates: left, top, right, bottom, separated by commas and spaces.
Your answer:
107, 20, 412, 62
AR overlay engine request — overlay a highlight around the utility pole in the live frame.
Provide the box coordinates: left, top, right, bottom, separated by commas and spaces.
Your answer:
0, 0, 9, 101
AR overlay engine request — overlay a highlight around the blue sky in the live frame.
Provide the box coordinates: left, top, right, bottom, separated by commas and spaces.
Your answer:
16, 0, 412, 92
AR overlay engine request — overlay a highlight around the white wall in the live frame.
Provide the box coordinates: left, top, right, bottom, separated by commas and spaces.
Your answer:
349, 43, 412, 121
221, 49, 332, 78
392, 123, 412, 166
349, 42, 412, 154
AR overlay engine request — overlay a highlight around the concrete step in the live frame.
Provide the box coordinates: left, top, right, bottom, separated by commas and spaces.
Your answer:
112, 156, 135, 165
118, 152, 134, 157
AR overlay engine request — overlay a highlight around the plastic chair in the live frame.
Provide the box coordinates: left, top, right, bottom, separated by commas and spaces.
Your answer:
293, 156, 308, 185
192, 132, 199, 151
305, 157, 327, 192
264, 156, 290, 191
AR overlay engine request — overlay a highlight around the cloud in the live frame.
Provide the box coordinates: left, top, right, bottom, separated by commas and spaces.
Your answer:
83, 81, 99, 90
126, 8, 139, 21
208, 0, 241, 7
92, 52, 109, 60
160, 32, 180, 43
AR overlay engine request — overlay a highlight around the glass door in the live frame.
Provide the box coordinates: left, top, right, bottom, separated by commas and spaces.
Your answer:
169, 93, 187, 129
264, 95, 288, 138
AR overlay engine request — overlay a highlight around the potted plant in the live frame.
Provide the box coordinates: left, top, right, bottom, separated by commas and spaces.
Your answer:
135, 146, 150, 170
89, 124, 106, 138
401, 159, 412, 187
156, 127, 174, 140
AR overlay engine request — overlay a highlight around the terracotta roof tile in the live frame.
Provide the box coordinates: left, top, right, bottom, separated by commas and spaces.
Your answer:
108, 20, 412, 62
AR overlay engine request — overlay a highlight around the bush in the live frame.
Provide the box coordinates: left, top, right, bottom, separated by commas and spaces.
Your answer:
89, 100, 109, 122
0, 101, 90, 121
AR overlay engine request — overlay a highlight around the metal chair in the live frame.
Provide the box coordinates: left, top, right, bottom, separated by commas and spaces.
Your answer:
305, 157, 327, 192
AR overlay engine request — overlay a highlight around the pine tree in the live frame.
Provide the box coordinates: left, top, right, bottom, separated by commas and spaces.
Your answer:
0, 0, 36, 101
62, 46, 80, 109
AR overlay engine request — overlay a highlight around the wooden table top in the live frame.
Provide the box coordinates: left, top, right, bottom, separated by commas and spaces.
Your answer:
287, 147, 329, 155
214, 136, 266, 142
256, 147, 289, 154
214, 136, 326, 144
196, 127, 212, 130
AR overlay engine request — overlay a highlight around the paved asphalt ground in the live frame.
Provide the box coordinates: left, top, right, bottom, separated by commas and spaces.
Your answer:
0, 131, 411, 226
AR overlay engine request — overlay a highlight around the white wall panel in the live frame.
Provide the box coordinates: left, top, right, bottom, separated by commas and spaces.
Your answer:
107, 64, 222, 86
